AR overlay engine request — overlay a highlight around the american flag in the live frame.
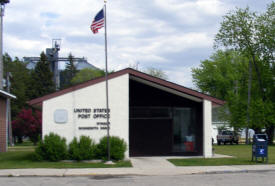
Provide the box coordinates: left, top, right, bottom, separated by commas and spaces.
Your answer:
91, 9, 104, 34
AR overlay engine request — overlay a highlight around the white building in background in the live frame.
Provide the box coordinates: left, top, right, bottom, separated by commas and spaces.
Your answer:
211, 110, 256, 144
74, 59, 98, 70
29, 68, 225, 159
24, 57, 98, 71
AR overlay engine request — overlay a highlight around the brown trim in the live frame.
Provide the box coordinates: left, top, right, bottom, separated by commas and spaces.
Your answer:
28, 69, 130, 107
28, 68, 225, 107
127, 70, 225, 105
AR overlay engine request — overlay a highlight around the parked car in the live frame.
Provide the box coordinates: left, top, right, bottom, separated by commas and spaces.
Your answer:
217, 131, 239, 145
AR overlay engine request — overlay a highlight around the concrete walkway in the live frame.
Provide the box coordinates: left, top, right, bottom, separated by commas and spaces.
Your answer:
131, 157, 175, 169
0, 156, 275, 177
130, 154, 233, 170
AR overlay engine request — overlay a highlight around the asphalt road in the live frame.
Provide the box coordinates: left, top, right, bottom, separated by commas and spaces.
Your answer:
0, 171, 275, 186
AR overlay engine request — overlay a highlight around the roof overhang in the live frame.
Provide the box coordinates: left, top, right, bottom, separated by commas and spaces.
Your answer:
28, 68, 225, 108
0, 89, 16, 99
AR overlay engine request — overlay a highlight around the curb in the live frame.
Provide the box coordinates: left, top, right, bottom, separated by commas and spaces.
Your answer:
0, 173, 145, 178
202, 169, 275, 175
1, 168, 275, 177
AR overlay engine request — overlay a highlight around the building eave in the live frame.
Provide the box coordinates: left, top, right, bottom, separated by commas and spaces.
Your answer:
0, 89, 16, 99
28, 68, 225, 108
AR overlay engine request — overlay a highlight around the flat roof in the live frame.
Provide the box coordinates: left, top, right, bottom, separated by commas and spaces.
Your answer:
0, 89, 16, 99
28, 68, 225, 107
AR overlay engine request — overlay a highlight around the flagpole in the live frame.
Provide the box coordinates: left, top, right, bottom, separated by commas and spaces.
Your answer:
104, 0, 111, 162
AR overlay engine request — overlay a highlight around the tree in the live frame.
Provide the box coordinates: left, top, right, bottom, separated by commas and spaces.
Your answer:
143, 67, 168, 80
3, 53, 32, 118
256, 2, 275, 141
60, 53, 78, 89
27, 110, 42, 145
28, 52, 55, 99
12, 119, 27, 144
213, 2, 275, 143
192, 50, 249, 100
256, 2, 275, 65
12, 109, 42, 144
214, 7, 265, 97
71, 68, 105, 85
192, 50, 250, 131
214, 3, 275, 102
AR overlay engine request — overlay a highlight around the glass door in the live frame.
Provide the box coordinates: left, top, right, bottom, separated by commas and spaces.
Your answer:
173, 108, 195, 152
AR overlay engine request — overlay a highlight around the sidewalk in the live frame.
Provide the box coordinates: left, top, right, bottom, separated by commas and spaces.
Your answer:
0, 157, 275, 177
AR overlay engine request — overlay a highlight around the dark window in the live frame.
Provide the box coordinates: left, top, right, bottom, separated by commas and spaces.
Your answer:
130, 107, 172, 119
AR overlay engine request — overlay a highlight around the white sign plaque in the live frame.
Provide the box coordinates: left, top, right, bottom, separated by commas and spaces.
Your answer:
54, 109, 68, 124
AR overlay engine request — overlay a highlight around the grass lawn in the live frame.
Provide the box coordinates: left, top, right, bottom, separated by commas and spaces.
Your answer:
0, 146, 131, 169
168, 145, 275, 166
12, 141, 34, 146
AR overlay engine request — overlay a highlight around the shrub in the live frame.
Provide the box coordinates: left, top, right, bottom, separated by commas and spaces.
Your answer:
34, 133, 67, 161
68, 136, 96, 161
12, 109, 42, 145
96, 136, 127, 161
68, 137, 78, 160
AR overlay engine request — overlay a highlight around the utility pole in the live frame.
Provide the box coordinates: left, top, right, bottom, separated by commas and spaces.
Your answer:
0, 5, 2, 90
0, 0, 9, 89
0, 4, 3, 90
246, 60, 252, 144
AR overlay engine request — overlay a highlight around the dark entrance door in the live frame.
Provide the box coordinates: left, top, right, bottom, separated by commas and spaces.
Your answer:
129, 79, 203, 156
129, 118, 173, 156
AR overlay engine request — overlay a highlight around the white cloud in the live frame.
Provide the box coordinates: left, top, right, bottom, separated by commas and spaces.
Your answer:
196, 0, 227, 15
153, 33, 212, 53
166, 66, 195, 88
2, 0, 270, 88
154, 0, 227, 25
4, 35, 49, 56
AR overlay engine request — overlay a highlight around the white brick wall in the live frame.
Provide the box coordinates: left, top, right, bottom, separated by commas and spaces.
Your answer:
203, 99, 212, 157
42, 74, 130, 158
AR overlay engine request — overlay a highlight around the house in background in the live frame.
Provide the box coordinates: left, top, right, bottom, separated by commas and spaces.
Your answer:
0, 90, 16, 152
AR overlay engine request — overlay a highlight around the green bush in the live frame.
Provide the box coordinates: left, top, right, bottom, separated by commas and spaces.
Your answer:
68, 136, 96, 161
34, 133, 67, 161
96, 136, 127, 161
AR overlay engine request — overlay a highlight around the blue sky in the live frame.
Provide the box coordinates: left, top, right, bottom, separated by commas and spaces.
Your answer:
3, 0, 274, 88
